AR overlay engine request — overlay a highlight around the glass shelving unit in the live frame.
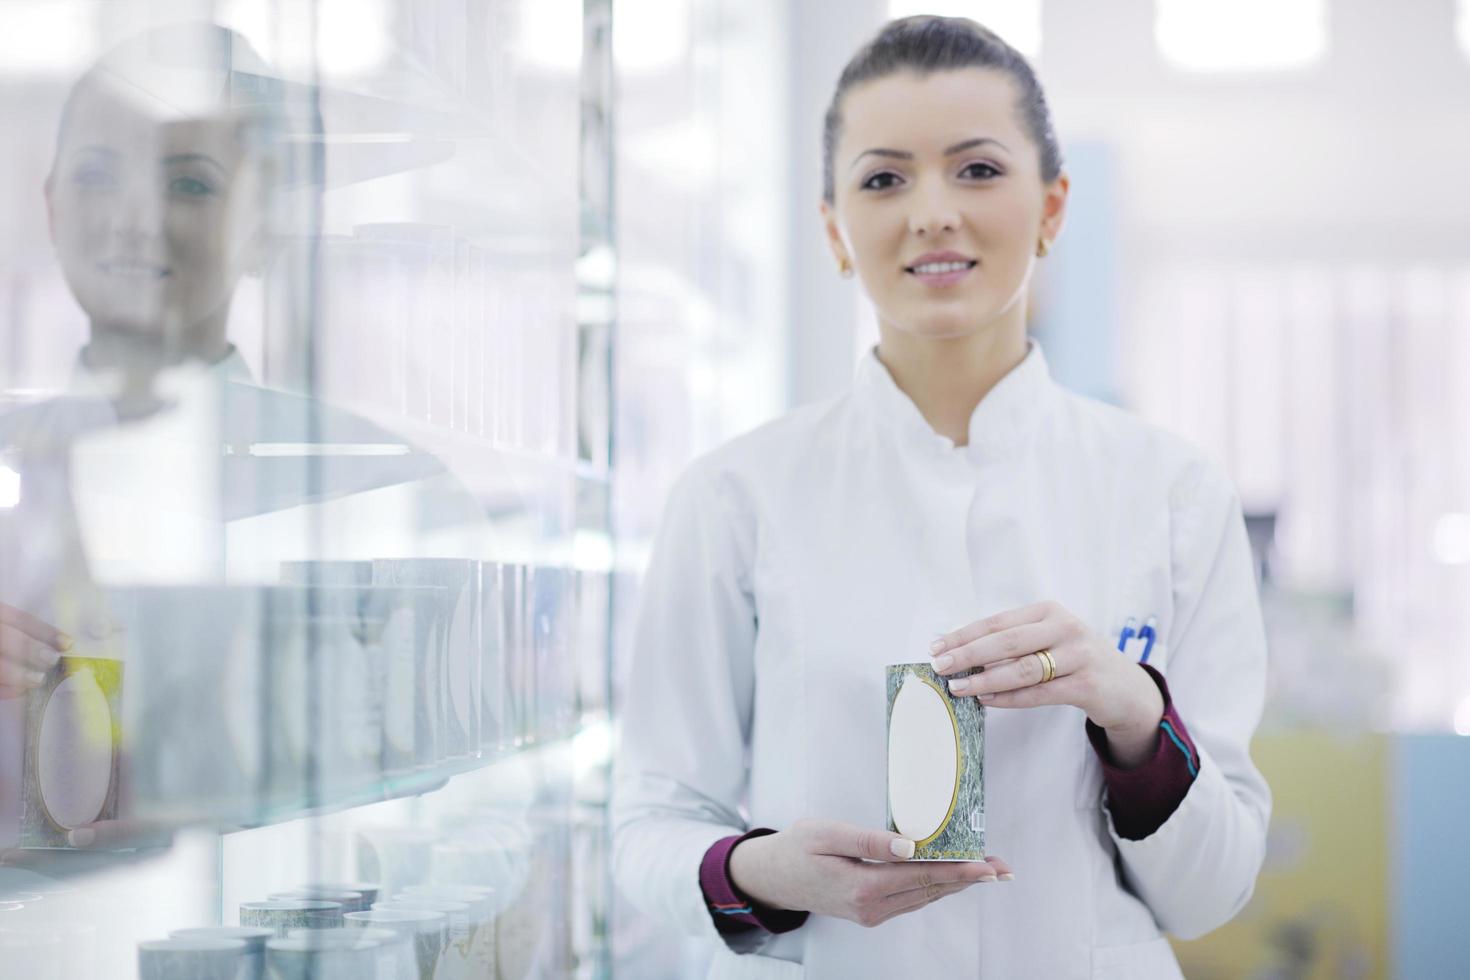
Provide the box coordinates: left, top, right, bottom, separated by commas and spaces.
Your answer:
0, 2, 616, 977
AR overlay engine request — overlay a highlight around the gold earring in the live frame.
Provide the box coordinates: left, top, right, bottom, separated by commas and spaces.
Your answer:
1036, 237, 1051, 258
838, 258, 854, 278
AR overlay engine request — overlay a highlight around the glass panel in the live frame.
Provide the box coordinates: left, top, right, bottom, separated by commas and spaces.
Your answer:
0, 2, 604, 975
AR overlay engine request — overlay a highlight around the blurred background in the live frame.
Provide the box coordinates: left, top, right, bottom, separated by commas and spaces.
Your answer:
0, 0, 1466, 977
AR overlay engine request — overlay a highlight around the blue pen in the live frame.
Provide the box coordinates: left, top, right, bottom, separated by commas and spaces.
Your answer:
1116, 617, 1137, 652
1136, 616, 1158, 664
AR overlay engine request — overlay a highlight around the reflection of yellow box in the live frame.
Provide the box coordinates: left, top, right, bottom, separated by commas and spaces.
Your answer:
1172, 732, 1388, 980
20, 656, 124, 848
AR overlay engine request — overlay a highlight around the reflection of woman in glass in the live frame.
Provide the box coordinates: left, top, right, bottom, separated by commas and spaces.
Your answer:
615, 18, 1268, 979
0, 23, 302, 850
43, 23, 294, 414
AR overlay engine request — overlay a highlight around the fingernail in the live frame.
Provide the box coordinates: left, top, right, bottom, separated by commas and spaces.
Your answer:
978, 874, 997, 883
890, 838, 915, 860
929, 640, 945, 654
67, 828, 95, 847
948, 677, 969, 694
933, 654, 953, 671
55, 633, 74, 652
999, 873, 1015, 881
25, 670, 46, 688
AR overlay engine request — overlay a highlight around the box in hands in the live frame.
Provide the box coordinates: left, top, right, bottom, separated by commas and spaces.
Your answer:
885, 661, 985, 861
20, 656, 123, 848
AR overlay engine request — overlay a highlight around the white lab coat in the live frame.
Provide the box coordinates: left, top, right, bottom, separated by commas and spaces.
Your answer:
612, 340, 1270, 979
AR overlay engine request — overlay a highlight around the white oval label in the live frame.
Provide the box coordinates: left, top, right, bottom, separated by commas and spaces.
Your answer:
38, 668, 114, 829
887, 673, 960, 844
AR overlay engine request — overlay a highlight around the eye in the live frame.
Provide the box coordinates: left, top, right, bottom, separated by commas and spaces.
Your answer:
168, 175, 216, 198
860, 170, 904, 192
71, 165, 115, 190
959, 161, 1002, 180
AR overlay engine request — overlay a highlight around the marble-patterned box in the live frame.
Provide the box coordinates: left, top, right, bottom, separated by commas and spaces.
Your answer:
19, 656, 123, 848
885, 662, 985, 861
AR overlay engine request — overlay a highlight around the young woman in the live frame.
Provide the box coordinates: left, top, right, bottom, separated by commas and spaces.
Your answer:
613, 17, 1269, 980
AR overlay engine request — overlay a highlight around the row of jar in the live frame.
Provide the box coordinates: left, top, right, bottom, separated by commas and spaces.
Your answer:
137, 818, 554, 980
144, 887, 486, 980
18, 561, 607, 848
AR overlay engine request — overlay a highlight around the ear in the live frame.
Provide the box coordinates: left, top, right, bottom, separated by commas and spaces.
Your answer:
1040, 171, 1069, 245
820, 199, 852, 272
42, 174, 56, 245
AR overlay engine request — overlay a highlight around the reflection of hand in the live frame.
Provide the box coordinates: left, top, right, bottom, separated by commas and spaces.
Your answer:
61, 818, 174, 850
0, 828, 179, 881
727, 818, 1013, 927
929, 601, 1166, 768
0, 819, 177, 875
0, 603, 71, 698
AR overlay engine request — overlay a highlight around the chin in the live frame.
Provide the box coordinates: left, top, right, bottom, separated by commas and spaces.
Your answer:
892, 307, 992, 341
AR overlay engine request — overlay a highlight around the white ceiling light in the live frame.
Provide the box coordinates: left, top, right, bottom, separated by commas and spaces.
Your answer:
1459, 1, 1470, 61
318, 0, 392, 77
887, 1, 1041, 60
614, 0, 688, 74
0, 463, 19, 509
0, 1, 97, 74
519, 0, 583, 72
1155, 0, 1327, 72
1431, 512, 1470, 566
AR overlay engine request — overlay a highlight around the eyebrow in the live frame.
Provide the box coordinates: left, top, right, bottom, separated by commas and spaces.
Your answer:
849, 137, 1011, 171
71, 144, 119, 160
162, 152, 228, 175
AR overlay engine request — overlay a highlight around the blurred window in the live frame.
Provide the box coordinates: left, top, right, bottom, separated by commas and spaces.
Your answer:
0, 1, 97, 74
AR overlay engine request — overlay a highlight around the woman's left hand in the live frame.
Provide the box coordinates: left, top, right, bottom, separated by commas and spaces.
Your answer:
928, 600, 1164, 766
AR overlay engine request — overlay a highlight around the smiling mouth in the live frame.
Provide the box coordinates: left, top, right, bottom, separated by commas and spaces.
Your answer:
98, 260, 170, 279
905, 259, 977, 290
905, 260, 977, 275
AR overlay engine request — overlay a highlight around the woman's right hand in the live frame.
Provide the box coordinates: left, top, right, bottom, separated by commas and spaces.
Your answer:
0, 602, 71, 698
727, 818, 1013, 928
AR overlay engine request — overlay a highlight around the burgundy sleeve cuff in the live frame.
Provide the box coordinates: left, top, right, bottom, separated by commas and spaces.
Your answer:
1085, 663, 1201, 841
699, 828, 810, 935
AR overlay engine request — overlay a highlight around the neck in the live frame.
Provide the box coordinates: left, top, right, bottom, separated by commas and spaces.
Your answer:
82, 322, 231, 375
80, 322, 233, 418
874, 321, 1028, 447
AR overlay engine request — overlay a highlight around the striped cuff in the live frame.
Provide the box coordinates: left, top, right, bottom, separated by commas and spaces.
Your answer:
1085, 663, 1201, 840
699, 828, 810, 935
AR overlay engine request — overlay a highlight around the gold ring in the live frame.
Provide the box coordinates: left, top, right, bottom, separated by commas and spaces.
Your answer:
1035, 650, 1056, 684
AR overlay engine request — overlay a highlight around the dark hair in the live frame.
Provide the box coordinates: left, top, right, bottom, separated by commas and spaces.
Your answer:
822, 16, 1063, 203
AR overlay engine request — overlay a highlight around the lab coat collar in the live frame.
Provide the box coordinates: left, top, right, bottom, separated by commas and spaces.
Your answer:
854, 336, 1057, 462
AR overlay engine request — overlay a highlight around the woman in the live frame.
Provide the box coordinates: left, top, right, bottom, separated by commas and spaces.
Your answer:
612, 16, 1269, 980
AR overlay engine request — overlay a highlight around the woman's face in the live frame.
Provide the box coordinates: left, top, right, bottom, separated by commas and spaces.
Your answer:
822, 67, 1067, 342
45, 76, 261, 347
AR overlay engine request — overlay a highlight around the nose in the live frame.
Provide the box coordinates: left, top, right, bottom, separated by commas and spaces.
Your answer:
111, 182, 164, 252
907, 180, 960, 237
